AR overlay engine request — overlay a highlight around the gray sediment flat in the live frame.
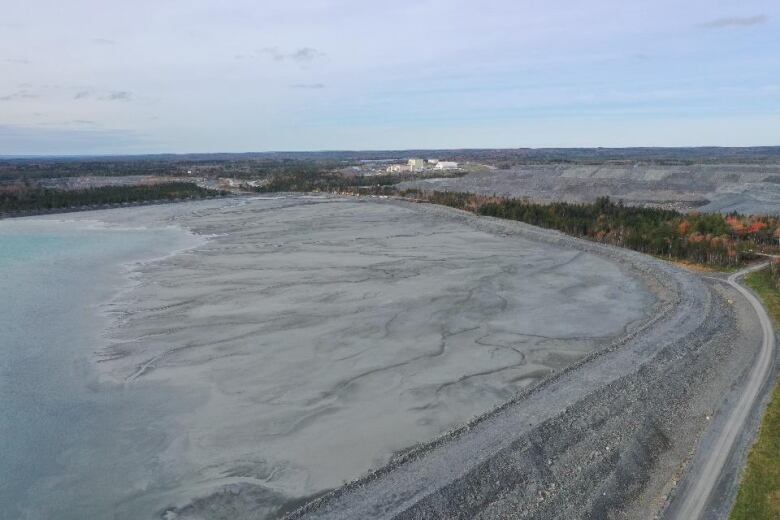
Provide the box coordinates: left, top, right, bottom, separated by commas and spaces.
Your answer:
286, 204, 768, 520
3, 196, 764, 519
80, 195, 654, 518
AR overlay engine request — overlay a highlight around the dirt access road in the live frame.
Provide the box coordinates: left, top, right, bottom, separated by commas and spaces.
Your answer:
666, 261, 776, 519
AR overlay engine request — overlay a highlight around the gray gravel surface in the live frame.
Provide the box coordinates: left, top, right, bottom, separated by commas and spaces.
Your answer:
287, 204, 767, 520
398, 163, 780, 215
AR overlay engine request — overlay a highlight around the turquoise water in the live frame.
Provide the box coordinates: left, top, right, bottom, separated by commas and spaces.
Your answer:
0, 234, 72, 267
0, 220, 199, 520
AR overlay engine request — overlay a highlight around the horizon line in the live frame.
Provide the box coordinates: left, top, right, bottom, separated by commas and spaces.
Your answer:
3, 144, 780, 160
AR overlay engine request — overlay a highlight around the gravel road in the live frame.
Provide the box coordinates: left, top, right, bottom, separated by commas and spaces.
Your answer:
666, 262, 776, 519
286, 204, 768, 520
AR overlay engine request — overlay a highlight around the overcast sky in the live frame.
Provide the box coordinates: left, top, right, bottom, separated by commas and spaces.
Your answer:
1, 0, 779, 154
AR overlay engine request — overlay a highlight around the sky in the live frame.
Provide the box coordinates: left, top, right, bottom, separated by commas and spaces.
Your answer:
1, 0, 779, 155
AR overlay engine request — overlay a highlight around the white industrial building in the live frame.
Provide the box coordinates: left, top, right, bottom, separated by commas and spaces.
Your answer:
407, 158, 426, 172
435, 161, 459, 170
387, 164, 412, 173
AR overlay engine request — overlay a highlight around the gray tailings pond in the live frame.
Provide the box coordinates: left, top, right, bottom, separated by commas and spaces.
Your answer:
0, 196, 654, 519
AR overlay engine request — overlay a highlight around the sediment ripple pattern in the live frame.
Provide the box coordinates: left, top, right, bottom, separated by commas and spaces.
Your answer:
99, 197, 653, 518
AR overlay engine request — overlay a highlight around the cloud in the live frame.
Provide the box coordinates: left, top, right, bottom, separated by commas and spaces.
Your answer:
104, 90, 132, 101
72, 89, 133, 101
258, 46, 324, 65
3, 58, 30, 65
0, 90, 37, 101
260, 47, 286, 61
700, 15, 768, 28
291, 83, 326, 89
289, 47, 323, 64
92, 37, 117, 45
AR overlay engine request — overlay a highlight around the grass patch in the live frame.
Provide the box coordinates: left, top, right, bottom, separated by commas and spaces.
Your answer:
744, 268, 780, 329
730, 267, 780, 520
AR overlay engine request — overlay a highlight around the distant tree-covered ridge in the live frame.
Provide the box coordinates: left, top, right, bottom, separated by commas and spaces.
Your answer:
255, 170, 399, 193
401, 190, 779, 267
0, 182, 225, 213
0, 157, 349, 181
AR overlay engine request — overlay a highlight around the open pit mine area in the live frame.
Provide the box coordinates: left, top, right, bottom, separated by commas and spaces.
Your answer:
399, 161, 780, 215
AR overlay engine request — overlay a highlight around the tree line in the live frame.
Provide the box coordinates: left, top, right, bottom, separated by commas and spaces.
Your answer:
400, 190, 779, 267
0, 182, 225, 213
253, 172, 779, 269
255, 170, 399, 193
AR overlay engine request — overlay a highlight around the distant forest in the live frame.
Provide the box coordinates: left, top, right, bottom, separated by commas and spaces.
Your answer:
256, 170, 399, 193
3, 146, 780, 181
0, 182, 224, 213
401, 190, 780, 267
0, 158, 347, 182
